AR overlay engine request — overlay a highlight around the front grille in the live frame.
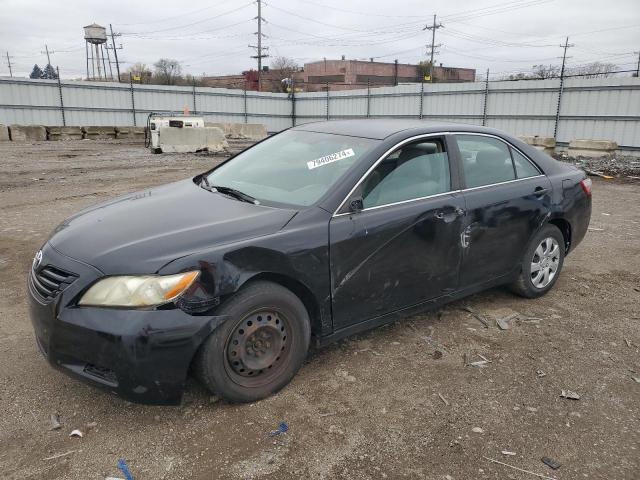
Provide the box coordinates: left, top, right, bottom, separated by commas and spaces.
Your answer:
29, 265, 77, 302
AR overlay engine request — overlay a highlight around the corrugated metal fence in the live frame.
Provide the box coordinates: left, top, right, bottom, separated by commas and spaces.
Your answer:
1, 76, 639, 149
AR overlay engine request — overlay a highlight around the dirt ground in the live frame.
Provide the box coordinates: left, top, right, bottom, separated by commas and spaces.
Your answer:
0, 139, 638, 480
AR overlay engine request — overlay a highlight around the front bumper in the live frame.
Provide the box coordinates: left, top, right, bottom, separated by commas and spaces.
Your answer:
28, 244, 224, 405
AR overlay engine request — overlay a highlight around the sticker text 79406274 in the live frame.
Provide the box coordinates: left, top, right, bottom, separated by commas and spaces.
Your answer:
307, 148, 355, 170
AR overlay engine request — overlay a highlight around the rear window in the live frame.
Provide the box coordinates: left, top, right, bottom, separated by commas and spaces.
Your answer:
456, 135, 515, 188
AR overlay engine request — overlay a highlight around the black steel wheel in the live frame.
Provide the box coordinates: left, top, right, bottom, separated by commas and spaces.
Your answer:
194, 281, 310, 403
224, 309, 291, 386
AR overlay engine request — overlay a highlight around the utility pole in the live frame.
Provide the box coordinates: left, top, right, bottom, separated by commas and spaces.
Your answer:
42, 44, 53, 66
5, 52, 12, 77
249, 0, 268, 91
635, 51, 640, 77
424, 14, 443, 83
108, 24, 123, 82
554, 36, 574, 140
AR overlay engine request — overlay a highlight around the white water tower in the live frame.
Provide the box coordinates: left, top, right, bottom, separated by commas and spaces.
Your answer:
84, 23, 113, 81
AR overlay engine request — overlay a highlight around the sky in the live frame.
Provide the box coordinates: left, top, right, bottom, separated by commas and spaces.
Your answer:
0, 0, 639, 80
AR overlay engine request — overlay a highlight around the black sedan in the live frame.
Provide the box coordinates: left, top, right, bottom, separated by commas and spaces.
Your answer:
28, 120, 592, 404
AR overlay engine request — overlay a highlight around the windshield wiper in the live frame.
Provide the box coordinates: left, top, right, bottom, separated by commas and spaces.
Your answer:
200, 175, 213, 191
211, 185, 260, 205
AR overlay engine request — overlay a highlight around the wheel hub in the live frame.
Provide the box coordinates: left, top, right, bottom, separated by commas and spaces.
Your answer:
530, 236, 560, 289
227, 311, 287, 377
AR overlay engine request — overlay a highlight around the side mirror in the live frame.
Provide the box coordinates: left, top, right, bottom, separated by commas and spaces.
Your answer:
349, 197, 364, 212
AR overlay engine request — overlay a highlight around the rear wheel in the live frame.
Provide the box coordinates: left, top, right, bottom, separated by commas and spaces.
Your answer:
194, 281, 310, 403
510, 224, 565, 298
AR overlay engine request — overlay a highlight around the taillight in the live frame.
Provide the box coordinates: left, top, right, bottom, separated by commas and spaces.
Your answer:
580, 178, 592, 196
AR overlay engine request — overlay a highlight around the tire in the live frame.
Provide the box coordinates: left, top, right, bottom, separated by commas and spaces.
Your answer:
510, 224, 565, 298
194, 281, 311, 403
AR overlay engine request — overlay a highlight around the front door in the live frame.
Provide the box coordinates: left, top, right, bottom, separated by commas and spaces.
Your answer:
453, 134, 553, 287
329, 136, 465, 330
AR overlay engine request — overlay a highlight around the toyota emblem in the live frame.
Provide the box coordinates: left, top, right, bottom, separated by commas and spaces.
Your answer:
33, 250, 43, 270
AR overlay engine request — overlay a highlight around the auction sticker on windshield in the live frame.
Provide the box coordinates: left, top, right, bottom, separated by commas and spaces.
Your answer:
307, 148, 355, 170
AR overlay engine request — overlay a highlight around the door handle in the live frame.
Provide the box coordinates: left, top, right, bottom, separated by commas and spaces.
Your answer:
534, 187, 548, 196
434, 207, 466, 220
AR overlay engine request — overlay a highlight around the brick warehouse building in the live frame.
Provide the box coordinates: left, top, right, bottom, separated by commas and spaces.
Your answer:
202, 58, 475, 92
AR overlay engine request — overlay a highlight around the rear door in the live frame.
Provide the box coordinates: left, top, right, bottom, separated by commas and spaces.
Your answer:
453, 134, 552, 287
329, 136, 465, 330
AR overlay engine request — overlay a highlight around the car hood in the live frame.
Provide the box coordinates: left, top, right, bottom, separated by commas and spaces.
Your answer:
49, 179, 297, 274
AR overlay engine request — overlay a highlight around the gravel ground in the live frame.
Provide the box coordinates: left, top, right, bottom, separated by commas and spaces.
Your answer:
0, 140, 638, 480
554, 153, 640, 179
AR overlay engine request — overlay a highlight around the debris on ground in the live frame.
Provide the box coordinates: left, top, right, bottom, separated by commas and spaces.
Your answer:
536, 369, 547, 378
49, 414, 61, 431
318, 412, 337, 417
632, 377, 640, 384
43, 450, 77, 461
69, 429, 84, 438
118, 458, 134, 480
483, 456, 558, 480
557, 154, 640, 178
86, 421, 98, 430
269, 421, 289, 437
471, 427, 484, 434
328, 424, 344, 435
433, 350, 443, 360
501, 450, 517, 456
461, 306, 489, 328
438, 393, 449, 406
560, 390, 581, 400
496, 317, 511, 330
541, 456, 562, 470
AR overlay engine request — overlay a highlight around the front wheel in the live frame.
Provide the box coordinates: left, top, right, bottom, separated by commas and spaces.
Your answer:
194, 281, 311, 403
510, 224, 565, 298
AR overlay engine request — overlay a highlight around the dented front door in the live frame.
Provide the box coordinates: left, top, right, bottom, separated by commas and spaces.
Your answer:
328, 193, 466, 330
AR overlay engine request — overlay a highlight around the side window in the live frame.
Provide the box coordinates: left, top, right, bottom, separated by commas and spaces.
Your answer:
456, 135, 515, 188
511, 148, 541, 178
360, 139, 451, 209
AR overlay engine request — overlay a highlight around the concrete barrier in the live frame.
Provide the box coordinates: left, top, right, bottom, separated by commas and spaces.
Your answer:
47, 126, 83, 141
82, 126, 117, 140
568, 139, 617, 157
115, 126, 146, 139
204, 122, 267, 140
519, 135, 556, 154
0, 124, 9, 142
158, 126, 228, 153
9, 125, 47, 142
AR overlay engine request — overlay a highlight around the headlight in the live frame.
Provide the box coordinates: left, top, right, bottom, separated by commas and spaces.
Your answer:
78, 271, 199, 307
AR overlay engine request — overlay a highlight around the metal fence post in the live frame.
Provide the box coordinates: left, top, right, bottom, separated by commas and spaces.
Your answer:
419, 78, 424, 119
326, 82, 329, 120
482, 69, 489, 126
56, 67, 66, 126
366, 79, 371, 118
291, 79, 296, 127
553, 72, 565, 140
243, 81, 248, 124
192, 80, 197, 114
129, 73, 137, 126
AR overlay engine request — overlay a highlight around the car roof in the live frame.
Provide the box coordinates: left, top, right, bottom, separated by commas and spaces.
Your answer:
292, 119, 509, 140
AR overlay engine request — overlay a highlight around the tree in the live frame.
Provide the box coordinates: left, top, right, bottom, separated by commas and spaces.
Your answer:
532, 64, 560, 79
568, 62, 617, 78
270, 56, 299, 91
153, 58, 182, 85
41, 63, 58, 80
417, 61, 433, 80
30, 64, 43, 79
126, 62, 152, 83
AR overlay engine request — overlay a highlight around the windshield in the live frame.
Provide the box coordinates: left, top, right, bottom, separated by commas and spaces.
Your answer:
204, 130, 379, 207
